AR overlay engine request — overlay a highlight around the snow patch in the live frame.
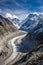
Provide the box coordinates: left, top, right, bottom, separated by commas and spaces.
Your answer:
5, 13, 19, 19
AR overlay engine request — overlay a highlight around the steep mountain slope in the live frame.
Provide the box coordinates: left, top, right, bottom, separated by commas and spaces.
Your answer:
20, 13, 43, 32
11, 18, 21, 28
0, 15, 17, 35
14, 15, 43, 65
16, 13, 43, 53
5, 14, 21, 29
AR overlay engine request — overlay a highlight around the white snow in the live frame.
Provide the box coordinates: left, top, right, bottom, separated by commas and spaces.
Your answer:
5, 13, 19, 19
33, 12, 39, 16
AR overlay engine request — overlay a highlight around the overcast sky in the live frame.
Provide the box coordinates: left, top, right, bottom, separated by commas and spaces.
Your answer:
0, 0, 43, 20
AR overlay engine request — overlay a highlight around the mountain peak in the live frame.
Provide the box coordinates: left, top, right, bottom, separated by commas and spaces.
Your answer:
5, 13, 19, 19
33, 12, 39, 16
0, 15, 17, 35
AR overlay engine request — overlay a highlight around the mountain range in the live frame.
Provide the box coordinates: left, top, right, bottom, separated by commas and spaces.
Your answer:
6, 13, 43, 32
4, 13, 43, 33
19, 13, 43, 32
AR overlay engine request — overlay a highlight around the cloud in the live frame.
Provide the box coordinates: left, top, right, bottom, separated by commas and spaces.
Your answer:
4, 9, 30, 20
0, 9, 2, 12
5, 13, 12, 19
40, 6, 43, 10
5, 12, 18, 19
0, 0, 5, 1
0, 0, 43, 13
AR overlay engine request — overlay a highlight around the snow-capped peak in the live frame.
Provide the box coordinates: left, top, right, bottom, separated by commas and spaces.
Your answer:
33, 12, 39, 16
12, 15, 19, 19
30, 16, 38, 21
5, 13, 19, 19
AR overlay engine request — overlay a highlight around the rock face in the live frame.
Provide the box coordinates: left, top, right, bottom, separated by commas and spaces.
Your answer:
18, 14, 43, 53
14, 15, 43, 65
20, 14, 43, 32
0, 15, 17, 35
0, 15, 17, 65
0, 42, 12, 65
15, 15, 43, 65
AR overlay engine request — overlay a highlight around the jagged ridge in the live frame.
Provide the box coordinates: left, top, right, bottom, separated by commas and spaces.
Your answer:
0, 15, 17, 35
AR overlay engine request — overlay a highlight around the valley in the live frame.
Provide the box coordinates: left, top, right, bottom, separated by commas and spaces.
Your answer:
0, 14, 43, 65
